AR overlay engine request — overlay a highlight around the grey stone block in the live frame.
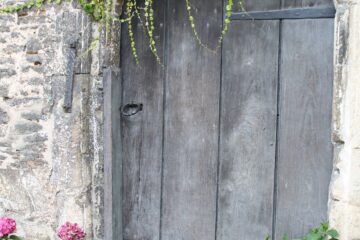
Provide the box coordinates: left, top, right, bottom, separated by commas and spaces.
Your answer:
0, 69, 16, 79
0, 26, 10, 32
0, 85, 9, 97
26, 38, 41, 54
15, 122, 43, 134
4, 97, 41, 107
0, 108, 9, 124
24, 133, 48, 142
28, 77, 44, 85
21, 112, 43, 121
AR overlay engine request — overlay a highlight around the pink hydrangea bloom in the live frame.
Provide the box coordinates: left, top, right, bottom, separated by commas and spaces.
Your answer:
0, 217, 17, 237
57, 222, 86, 240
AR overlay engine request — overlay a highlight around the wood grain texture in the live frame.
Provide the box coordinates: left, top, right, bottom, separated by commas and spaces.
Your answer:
235, 0, 280, 12
118, 1, 335, 239
120, 0, 165, 239
275, 19, 334, 239
104, 67, 123, 240
217, 20, 279, 240
160, 0, 222, 239
231, 7, 336, 20
282, 0, 334, 8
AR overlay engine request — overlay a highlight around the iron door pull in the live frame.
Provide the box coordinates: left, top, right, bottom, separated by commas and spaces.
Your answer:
121, 103, 143, 116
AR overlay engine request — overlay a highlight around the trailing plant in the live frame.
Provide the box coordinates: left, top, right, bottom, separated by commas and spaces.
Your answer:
185, 0, 233, 52
265, 222, 339, 240
0, 0, 246, 64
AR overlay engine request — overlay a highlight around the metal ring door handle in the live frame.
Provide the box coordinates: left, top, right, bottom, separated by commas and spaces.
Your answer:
121, 103, 143, 116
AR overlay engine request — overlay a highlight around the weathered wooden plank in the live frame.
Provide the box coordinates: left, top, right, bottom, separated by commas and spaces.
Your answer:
235, 0, 280, 12
275, 19, 334, 239
103, 67, 123, 240
120, 0, 165, 239
231, 7, 335, 20
282, 0, 334, 8
217, 20, 279, 240
161, 0, 222, 239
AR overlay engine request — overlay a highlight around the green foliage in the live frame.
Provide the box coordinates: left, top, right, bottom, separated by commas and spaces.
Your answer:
0, 0, 47, 13
282, 235, 290, 240
0, 0, 246, 64
266, 222, 339, 240
78, 0, 106, 21
299, 223, 339, 240
124, 0, 138, 64
0, 235, 22, 240
144, 0, 161, 65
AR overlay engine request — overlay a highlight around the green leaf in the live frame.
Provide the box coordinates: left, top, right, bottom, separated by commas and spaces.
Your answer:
319, 222, 329, 233
83, 3, 94, 14
304, 232, 322, 240
327, 229, 339, 239
282, 235, 290, 240
9, 235, 22, 240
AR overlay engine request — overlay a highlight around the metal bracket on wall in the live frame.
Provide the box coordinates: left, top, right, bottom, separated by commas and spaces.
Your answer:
230, 7, 336, 21
63, 41, 77, 113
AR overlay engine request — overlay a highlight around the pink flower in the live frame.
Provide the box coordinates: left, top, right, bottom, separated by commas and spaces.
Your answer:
0, 217, 17, 237
57, 222, 86, 240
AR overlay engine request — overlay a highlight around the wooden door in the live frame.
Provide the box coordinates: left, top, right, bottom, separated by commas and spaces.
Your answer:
119, 0, 335, 239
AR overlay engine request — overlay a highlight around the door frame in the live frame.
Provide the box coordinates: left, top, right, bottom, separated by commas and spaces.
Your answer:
103, 1, 349, 239
104, 67, 123, 240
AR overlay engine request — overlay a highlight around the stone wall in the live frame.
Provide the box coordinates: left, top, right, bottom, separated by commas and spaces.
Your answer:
329, 1, 360, 239
0, 2, 104, 239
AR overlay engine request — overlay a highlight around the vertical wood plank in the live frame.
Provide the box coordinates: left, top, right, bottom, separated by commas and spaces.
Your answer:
161, 0, 222, 239
104, 67, 123, 240
282, 0, 334, 8
120, 0, 165, 239
275, 19, 334, 239
217, 20, 279, 240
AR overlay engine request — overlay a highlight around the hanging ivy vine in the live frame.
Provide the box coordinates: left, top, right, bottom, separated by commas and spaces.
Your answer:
0, 0, 245, 64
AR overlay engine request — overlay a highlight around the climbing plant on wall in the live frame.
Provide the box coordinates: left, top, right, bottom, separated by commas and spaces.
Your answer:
0, 0, 245, 64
